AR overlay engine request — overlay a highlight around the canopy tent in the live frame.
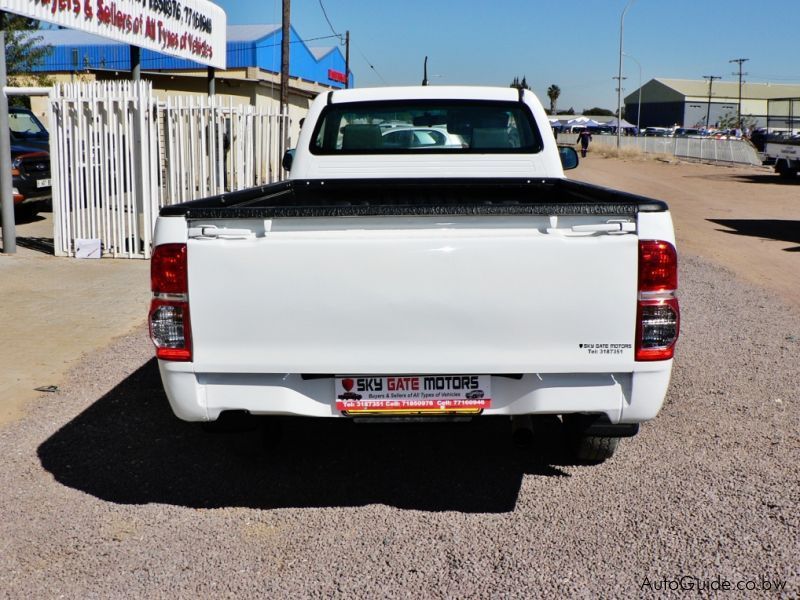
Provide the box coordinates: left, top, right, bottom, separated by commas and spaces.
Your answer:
565, 117, 603, 127
605, 117, 636, 129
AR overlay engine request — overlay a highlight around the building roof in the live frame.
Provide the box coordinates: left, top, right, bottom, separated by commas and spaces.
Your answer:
653, 78, 800, 100
310, 47, 336, 60
227, 24, 281, 42
32, 24, 283, 46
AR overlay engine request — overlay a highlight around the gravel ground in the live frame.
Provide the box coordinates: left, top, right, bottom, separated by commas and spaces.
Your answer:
0, 252, 798, 598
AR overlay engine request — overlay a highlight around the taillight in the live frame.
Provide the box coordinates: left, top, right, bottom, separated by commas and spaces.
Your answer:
150, 299, 192, 361
150, 244, 192, 361
636, 240, 679, 361
151, 243, 187, 295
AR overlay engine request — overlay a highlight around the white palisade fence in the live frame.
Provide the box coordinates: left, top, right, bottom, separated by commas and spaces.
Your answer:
49, 81, 289, 258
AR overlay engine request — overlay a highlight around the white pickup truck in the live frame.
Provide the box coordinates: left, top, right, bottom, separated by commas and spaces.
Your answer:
763, 138, 800, 178
149, 86, 679, 462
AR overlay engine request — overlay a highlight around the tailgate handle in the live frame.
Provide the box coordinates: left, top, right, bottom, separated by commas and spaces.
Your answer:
188, 225, 255, 240
571, 221, 636, 233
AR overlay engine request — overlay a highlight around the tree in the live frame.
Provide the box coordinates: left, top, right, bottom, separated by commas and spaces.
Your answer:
4, 16, 52, 106
510, 76, 530, 91
546, 84, 560, 115
717, 110, 757, 132
583, 107, 614, 116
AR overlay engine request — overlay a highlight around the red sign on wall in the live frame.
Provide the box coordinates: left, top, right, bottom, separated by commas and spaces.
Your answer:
328, 69, 347, 84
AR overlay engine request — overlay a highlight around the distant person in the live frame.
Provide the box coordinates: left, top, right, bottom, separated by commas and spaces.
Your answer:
576, 129, 592, 157
553, 127, 559, 140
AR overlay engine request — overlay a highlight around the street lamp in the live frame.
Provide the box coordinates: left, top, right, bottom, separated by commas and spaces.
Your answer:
616, 0, 637, 148
624, 52, 642, 133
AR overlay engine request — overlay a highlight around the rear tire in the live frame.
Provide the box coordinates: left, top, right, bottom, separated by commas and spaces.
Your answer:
776, 160, 798, 179
572, 435, 619, 463
200, 411, 258, 433
563, 414, 621, 464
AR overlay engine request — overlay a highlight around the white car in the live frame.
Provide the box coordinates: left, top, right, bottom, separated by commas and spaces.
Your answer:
381, 126, 465, 149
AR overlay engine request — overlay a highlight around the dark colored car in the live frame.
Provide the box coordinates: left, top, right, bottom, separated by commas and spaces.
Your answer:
337, 391, 363, 401
465, 390, 485, 400
673, 128, 703, 138
9, 108, 51, 216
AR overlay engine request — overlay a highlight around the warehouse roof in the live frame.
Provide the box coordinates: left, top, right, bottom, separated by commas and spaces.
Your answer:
310, 47, 337, 60
653, 78, 800, 100
29, 24, 351, 88
32, 24, 283, 46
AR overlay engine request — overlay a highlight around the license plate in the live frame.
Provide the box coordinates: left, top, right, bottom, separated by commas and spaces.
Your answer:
36, 178, 51, 188
335, 375, 491, 414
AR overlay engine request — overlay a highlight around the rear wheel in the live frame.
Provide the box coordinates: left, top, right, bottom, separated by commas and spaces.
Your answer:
776, 160, 798, 178
201, 410, 259, 433
571, 435, 619, 463
563, 414, 621, 464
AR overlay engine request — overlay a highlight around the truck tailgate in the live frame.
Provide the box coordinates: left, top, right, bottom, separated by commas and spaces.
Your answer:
186, 215, 638, 374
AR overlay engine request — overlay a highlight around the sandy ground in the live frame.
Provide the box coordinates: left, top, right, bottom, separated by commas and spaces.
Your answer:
571, 154, 800, 311
0, 158, 798, 597
0, 213, 151, 425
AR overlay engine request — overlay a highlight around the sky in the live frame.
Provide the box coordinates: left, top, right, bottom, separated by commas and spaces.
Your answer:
216, 0, 800, 113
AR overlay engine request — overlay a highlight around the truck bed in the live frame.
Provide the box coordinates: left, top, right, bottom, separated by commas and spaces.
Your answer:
161, 177, 668, 377
160, 178, 667, 219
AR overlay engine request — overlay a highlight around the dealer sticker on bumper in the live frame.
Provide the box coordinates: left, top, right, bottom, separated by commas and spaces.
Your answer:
335, 375, 491, 414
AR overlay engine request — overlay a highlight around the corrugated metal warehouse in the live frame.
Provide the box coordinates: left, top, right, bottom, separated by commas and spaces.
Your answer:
624, 78, 800, 129
26, 24, 351, 140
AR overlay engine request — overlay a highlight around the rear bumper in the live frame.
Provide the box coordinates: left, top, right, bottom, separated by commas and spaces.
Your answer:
158, 362, 673, 425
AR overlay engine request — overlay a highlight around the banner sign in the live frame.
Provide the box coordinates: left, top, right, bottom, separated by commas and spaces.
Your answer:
0, 0, 227, 69
327, 69, 346, 85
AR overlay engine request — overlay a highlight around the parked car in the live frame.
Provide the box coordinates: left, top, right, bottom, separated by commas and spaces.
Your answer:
643, 127, 672, 137
9, 108, 51, 216
673, 128, 703, 138
381, 126, 465, 149
11, 147, 51, 215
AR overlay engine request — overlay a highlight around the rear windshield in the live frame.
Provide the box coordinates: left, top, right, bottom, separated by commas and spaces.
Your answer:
9, 110, 49, 141
310, 100, 543, 154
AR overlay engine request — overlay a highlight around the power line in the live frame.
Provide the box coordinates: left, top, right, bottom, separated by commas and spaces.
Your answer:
318, 0, 341, 40
354, 44, 387, 84
315, 1, 382, 86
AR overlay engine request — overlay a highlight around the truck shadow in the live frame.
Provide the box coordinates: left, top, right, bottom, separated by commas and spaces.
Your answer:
708, 219, 800, 252
727, 174, 799, 185
37, 360, 569, 514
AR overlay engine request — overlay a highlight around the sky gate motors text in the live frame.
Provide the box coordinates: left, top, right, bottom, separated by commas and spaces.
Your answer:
354, 376, 481, 392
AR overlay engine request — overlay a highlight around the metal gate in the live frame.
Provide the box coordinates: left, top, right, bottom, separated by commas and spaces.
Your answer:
49, 81, 289, 258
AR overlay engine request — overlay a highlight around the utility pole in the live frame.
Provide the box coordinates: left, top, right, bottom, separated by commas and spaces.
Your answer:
0, 9, 16, 253
208, 66, 215, 96
612, 75, 627, 132
130, 46, 140, 81
280, 0, 290, 115
729, 58, 749, 128
703, 75, 721, 128
616, 0, 636, 148
344, 30, 350, 89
